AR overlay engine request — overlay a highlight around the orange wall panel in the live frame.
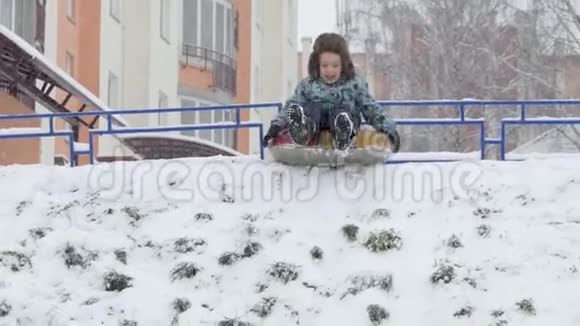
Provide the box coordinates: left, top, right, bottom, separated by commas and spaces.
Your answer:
76, 0, 101, 165
0, 94, 40, 165
234, 0, 251, 154
179, 66, 214, 91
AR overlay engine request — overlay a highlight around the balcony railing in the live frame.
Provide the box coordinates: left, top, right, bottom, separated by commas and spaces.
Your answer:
181, 44, 236, 96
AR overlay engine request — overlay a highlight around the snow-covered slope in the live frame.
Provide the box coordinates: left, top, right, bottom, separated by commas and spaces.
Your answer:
1, 157, 580, 326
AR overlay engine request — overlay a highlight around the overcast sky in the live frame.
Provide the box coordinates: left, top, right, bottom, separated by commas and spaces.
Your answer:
297, 0, 337, 51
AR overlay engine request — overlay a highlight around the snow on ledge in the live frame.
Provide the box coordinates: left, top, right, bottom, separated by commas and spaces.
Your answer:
117, 132, 242, 156
73, 142, 90, 152
506, 152, 580, 160
0, 127, 46, 136
2, 156, 580, 324
0, 25, 128, 127
389, 151, 481, 161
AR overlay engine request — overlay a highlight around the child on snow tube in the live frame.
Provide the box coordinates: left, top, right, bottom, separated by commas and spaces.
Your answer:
263, 32, 400, 152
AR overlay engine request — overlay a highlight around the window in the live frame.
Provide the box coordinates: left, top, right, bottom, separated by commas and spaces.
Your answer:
66, 0, 74, 21
222, 109, 234, 148
179, 97, 235, 148
255, 0, 262, 29
0, 0, 14, 30
0, 0, 37, 45
36, 0, 46, 52
158, 91, 168, 126
254, 66, 260, 99
110, 0, 120, 21
216, 3, 224, 54
181, 98, 197, 137
54, 155, 69, 166
214, 109, 223, 144
65, 51, 74, 76
182, 0, 198, 45
158, 91, 168, 107
198, 102, 212, 141
160, 0, 170, 42
288, 0, 295, 46
183, 0, 234, 56
225, 8, 232, 56
201, 0, 213, 50
107, 72, 119, 108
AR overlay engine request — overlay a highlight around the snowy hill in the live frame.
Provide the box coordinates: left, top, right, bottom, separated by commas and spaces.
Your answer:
1, 157, 580, 326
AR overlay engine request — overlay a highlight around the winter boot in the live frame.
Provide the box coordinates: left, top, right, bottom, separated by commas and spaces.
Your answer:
333, 112, 354, 151
286, 104, 310, 145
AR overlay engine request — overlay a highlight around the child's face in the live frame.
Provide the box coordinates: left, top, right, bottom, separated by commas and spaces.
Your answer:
319, 51, 342, 84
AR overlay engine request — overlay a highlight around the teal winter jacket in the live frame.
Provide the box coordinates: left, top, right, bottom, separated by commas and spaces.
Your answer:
271, 76, 396, 133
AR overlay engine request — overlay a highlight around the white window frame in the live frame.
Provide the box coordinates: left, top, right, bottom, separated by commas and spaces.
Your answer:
180, 97, 199, 138
65, 51, 74, 77
187, 0, 234, 56
0, 0, 15, 31
158, 90, 169, 126
160, 0, 170, 42
67, 0, 75, 21
287, 0, 295, 47
225, 7, 233, 57
254, 65, 260, 100
107, 71, 119, 108
110, 0, 120, 22
255, 0, 262, 30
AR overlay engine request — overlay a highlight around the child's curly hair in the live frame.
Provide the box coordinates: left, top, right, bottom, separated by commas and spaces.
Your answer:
308, 33, 356, 80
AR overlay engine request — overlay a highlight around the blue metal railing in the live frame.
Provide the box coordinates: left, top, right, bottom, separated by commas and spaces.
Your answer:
0, 102, 282, 166
1, 99, 580, 166
377, 99, 580, 162
501, 118, 580, 160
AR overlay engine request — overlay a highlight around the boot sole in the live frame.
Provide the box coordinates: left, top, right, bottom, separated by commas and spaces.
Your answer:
334, 112, 353, 150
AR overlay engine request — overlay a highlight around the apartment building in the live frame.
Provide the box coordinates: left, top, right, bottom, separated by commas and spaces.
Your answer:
0, 0, 49, 165
97, 0, 182, 160
0, 0, 299, 165
179, 0, 240, 153
248, 0, 298, 157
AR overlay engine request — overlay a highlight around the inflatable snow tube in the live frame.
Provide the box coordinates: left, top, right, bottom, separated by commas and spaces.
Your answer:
268, 126, 394, 166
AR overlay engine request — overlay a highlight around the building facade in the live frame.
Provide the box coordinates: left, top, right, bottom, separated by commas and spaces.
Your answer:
249, 0, 298, 157
179, 0, 238, 152
0, 0, 49, 165
0, 0, 298, 165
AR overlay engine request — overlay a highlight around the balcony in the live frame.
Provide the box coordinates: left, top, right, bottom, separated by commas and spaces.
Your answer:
181, 43, 236, 96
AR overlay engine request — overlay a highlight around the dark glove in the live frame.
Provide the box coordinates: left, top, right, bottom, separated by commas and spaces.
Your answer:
263, 124, 282, 147
376, 125, 400, 153
386, 129, 400, 153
